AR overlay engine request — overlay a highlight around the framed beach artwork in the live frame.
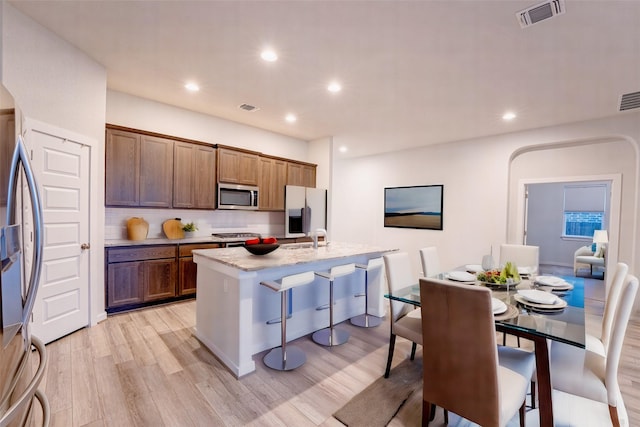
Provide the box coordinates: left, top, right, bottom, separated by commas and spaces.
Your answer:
384, 184, 443, 230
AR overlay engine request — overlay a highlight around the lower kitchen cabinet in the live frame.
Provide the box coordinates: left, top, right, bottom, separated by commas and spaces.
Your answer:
144, 258, 178, 301
106, 245, 178, 312
178, 243, 222, 296
107, 260, 144, 307
106, 242, 221, 313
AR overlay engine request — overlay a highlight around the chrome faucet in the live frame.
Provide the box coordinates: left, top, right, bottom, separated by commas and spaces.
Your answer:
312, 228, 327, 249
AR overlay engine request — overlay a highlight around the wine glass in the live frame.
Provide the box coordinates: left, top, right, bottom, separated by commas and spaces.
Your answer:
481, 255, 494, 271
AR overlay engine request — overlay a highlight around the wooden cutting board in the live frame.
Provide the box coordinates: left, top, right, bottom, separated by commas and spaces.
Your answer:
162, 218, 184, 240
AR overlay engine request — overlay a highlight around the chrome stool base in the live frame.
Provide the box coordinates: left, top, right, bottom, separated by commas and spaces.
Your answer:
312, 327, 350, 346
350, 313, 382, 328
263, 346, 306, 371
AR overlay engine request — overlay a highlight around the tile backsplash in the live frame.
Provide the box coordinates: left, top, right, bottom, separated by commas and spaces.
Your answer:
105, 208, 285, 240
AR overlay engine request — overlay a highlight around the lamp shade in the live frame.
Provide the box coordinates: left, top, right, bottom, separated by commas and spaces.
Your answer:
593, 230, 609, 244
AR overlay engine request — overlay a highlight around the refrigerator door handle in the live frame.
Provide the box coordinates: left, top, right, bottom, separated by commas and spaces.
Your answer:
0, 335, 48, 427
6, 136, 44, 334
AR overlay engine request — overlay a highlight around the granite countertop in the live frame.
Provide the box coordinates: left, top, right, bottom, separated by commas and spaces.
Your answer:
192, 241, 396, 271
105, 236, 232, 247
105, 234, 295, 247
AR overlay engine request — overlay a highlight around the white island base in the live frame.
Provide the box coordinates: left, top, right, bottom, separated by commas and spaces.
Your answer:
193, 242, 392, 377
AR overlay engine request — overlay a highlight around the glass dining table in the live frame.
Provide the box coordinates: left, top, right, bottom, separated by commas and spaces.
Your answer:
385, 273, 586, 427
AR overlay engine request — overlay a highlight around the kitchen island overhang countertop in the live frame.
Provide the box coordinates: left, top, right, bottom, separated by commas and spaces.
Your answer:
193, 242, 396, 377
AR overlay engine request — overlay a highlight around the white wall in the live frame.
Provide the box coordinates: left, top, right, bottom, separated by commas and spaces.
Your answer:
106, 90, 309, 162
330, 113, 640, 316
1, 2, 107, 325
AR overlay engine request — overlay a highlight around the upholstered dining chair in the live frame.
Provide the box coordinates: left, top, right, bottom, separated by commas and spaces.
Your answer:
419, 277, 535, 427
499, 244, 539, 277
549, 273, 638, 427
531, 262, 630, 405
419, 246, 441, 278
382, 252, 422, 378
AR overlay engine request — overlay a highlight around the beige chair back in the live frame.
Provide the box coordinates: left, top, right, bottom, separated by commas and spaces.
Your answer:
605, 274, 638, 408
419, 278, 500, 426
383, 252, 416, 324
601, 262, 629, 350
419, 246, 441, 278
499, 244, 539, 275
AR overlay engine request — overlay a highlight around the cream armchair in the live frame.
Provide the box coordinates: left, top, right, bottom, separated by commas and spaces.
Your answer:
574, 245, 606, 277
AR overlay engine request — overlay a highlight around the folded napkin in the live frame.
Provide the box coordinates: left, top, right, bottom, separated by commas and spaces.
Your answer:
491, 297, 507, 314
517, 289, 559, 305
465, 264, 484, 273
517, 266, 532, 276
446, 271, 476, 282
534, 275, 565, 286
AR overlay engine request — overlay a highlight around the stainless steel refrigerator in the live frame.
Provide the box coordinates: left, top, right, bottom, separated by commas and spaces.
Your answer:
0, 111, 49, 424
284, 185, 327, 238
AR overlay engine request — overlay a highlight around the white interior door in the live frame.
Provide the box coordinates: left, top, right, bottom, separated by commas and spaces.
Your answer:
26, 126, 90, 344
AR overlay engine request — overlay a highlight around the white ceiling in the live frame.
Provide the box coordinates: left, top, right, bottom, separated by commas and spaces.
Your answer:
9, 0, 640, 158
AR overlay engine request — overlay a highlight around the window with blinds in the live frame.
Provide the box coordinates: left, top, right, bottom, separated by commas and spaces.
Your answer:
563, 184, 607, 238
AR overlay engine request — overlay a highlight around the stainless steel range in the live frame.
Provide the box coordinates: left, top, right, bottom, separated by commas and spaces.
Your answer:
211, 232, 261, 247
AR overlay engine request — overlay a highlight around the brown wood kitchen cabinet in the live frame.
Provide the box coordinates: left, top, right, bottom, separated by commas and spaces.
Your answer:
178, 243, 222, 295
217, 146, 260, 186
106, 245, 178, 312
286, 161, 316, 187
258, 156, 287, 210
173, 142, 216, 209
0, 110, 15, 206
105, 127, 174, 207
105, 128, 139, 206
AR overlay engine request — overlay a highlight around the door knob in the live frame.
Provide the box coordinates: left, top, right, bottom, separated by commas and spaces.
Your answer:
81, 243, 90, 250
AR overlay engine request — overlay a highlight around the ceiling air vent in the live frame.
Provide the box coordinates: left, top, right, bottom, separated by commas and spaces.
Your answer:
517, 0, 565, 28
619, 91, 640, 112
238, 103, 259, 112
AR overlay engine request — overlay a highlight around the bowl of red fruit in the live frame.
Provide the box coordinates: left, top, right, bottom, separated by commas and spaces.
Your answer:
243, 237, 280, 255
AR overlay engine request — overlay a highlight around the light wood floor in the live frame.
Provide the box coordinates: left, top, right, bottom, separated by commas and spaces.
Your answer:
33, 274, 639, 427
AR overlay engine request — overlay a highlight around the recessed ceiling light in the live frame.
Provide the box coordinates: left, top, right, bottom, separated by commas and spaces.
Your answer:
285, 114, 297, 123
502, 111, 516, 121
339, 146, 348, 153
261, 49, 278, 62
185, 82, 200, 92
327, 81, 342, 93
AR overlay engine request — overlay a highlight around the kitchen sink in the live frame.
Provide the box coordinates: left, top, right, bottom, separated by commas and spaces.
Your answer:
280, 243, 315, 250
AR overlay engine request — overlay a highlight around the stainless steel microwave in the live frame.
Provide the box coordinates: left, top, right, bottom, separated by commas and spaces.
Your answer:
217, 183, 259, 210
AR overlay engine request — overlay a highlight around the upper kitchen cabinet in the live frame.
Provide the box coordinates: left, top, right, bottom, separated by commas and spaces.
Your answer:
139, 134, 174, 207
286, 161, 316, 188
106, 128, 174, 207
217, 146, 259, 186
173, 142, 216, 209
0, 110, 15, 206
105, 128, 140, 206
258, 156, 287, 210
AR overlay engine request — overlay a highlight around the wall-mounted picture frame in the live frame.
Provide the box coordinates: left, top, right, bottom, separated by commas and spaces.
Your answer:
384, 184, 443, 230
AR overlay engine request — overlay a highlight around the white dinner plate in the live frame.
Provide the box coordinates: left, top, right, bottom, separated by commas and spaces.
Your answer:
465, 264, 484, 273
446, 271, 477, 282
513, 294, 568, 310
534, 275, 574, 291
534, 275, 564, 286
517, 289, 561, 305
491, 298, 507, 315
517, 266, 533, 276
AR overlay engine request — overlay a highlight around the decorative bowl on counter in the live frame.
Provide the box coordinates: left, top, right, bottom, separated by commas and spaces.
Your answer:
243, 243, 280, 255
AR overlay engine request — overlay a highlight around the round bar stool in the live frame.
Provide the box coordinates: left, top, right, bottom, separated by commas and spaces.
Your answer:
261, 271, 315, 371
351, 258, 384, 328
312, 263, 356, 346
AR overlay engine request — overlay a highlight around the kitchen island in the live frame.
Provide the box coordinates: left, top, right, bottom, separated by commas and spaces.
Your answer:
193, 242, 394, 377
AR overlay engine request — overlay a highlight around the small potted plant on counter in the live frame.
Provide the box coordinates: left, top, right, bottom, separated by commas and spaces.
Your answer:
182, 222, 198, 236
